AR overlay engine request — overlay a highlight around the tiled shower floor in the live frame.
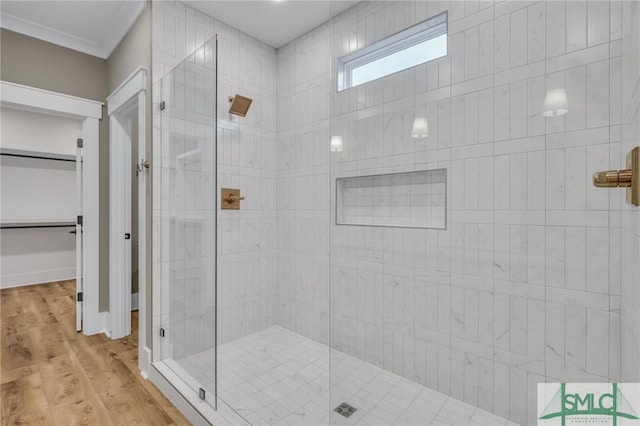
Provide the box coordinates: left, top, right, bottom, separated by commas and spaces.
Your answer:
179, 326, 518, 426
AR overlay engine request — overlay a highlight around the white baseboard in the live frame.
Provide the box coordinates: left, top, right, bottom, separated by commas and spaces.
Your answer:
139, 345, 151, 379
0, 268, 75, 289
85, 311, 111, 337
131, 292, 139, 310
101, 294, 138, 339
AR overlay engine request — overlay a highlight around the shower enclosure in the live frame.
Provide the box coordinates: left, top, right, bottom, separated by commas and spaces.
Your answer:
153, 35, 218, 406
151, 1, 640, 425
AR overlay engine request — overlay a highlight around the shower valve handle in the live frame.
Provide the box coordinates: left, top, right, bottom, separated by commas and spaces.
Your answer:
224, 194, 245, 203
221, 188, 244, 210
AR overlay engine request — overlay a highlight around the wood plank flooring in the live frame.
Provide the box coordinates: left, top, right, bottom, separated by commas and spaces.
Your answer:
1, 281, 190, 425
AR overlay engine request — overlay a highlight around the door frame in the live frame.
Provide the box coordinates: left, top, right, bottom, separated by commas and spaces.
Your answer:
0, 80, 103, 334
106, 67, 148, 370
76, 137, 84, 331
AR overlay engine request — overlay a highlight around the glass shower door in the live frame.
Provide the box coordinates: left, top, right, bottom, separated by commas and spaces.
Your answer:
158, 36, 218, 407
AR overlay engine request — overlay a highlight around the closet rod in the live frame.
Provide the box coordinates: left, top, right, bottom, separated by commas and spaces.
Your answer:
0, 224, 76, 230
0, 153, 76, 163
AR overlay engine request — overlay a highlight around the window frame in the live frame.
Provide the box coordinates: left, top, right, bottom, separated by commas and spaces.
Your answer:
337, 11, 448, 92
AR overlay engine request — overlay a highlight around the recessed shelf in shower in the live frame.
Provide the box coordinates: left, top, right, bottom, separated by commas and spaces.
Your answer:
336, 169, 447, 229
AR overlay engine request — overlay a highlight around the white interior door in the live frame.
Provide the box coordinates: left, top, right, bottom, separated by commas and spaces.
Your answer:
75, 137, 84, 331
109, 114, 132, 339
124, 117, 132, 318
106, 68, 147, 359
136, 90, 147, 354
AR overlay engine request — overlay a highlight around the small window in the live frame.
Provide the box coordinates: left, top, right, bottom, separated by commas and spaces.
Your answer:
337, 12, 448, 91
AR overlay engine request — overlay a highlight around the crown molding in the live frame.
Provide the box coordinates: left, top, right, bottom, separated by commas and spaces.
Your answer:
0, 1, 145, 59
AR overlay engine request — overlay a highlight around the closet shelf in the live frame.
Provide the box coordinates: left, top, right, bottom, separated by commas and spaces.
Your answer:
1, 218, 76, 229
1, 145, 76, 161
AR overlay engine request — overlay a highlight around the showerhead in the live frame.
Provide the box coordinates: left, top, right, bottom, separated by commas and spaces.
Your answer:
228, 94, 253, 117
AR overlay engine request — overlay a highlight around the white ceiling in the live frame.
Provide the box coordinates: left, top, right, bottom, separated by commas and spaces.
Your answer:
0, 0, 146, 59
0, 0, 356, 57
186, 1, 359, 49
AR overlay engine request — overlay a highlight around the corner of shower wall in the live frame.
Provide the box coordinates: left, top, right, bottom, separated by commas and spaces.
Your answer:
274, 19, 332, 346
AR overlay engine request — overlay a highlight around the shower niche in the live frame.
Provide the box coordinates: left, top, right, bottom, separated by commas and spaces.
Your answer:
336, 168, 447, 229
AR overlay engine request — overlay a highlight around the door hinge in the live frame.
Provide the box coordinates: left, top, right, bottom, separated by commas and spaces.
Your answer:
77, 292, 83, 302
199, 388, 206, 400
77, 215, 83, 226
160, 101, 165, 111
77, 138, 84, 148
159, 328, 165, 337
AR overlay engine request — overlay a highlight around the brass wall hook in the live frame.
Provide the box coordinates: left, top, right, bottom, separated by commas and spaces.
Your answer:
593, 147, 639, 206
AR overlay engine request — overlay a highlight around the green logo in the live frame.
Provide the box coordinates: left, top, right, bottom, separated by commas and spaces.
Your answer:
539, 383, 639, 425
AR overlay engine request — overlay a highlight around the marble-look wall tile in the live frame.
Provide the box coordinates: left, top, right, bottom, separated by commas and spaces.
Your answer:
323, 1, 630, 425
566, 1, 587, 53
150, 1, 640, 425
152, 0, 278, 355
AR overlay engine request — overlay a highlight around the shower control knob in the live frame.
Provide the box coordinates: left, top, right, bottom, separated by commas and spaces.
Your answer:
225, 194, 245, 203
221, 188, 244, 210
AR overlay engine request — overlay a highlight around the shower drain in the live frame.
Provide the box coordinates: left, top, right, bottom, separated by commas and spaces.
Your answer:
334, 402, 357, 418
